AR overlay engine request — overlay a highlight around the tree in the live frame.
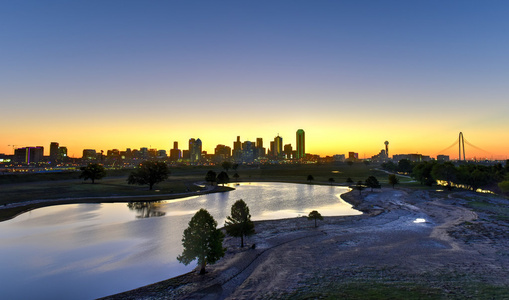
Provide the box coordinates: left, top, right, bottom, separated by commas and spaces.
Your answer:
388, 174, 399, 188
221, 161, 232, 173
205, 170, 217, 186
233, 172, 240, 181
346, 177, 354, 184
355, 180, 365, 195
79, 163, 106, 184
224, 199, 255, 247
178, 209, 225, 275
365, 176, 381, 191
431, 162, 457, 190
232, 163, 239, 171
127, 161, 169, 190
307, 210, 323, 228
307, 175, 314, 183
328, 177, 335, 185
217, 171, 229, 186
412, 161, 436, 186
397, 159, 413, 174
498, 180, 509, 194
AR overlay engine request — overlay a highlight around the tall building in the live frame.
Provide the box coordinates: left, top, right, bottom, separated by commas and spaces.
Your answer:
274, 135, 283, 159
83, 149, 97, 160
50, 142, 59, 161
296, 129, 305, 159
233, 136, 242, 161
170, 141, 181, 161
189, 138, 202, 163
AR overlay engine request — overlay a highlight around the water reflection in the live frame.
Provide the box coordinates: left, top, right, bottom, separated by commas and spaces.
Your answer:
0, 182, 360, 300
127, 202, 166, 218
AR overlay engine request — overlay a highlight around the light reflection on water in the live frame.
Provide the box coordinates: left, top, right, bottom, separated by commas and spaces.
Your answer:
0, 182, 359, 299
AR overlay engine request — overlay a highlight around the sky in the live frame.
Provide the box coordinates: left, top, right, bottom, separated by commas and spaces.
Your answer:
1, 1, 508, 160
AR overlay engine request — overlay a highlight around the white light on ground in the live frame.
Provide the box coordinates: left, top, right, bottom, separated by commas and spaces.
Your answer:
413, 218, 426, 223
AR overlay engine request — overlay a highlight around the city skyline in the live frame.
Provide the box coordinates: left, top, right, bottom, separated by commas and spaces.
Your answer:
2, 2, 508, 160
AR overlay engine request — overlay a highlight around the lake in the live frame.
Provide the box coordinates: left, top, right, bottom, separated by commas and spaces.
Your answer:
0, 182, 360, 299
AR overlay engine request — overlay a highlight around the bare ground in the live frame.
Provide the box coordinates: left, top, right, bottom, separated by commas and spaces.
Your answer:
103, 188, 509, 299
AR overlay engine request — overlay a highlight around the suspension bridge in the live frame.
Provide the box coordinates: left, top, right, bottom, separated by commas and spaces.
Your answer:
436, 132, 490, 161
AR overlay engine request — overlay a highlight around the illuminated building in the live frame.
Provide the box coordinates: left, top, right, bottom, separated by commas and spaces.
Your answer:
214, 144, 231, 160
189, 138, 202, 163
296, 129, 305, 159
274, 135, 283, 159
283, 144, 293, 159
14, 146, 44, 164
83, 149, 97, 160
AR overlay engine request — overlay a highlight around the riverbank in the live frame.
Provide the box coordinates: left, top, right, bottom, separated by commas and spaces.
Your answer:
0, 184, 233, 222
102, 188, 509, 299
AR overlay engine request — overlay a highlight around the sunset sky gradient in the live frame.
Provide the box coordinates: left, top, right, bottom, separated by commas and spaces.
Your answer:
2, 1, 508, 159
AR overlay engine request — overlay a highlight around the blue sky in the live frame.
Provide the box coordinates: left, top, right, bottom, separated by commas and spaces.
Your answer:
1, 1, 508, 158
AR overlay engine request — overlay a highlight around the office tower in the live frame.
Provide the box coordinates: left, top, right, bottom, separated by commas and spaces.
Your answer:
274, 135, 283, 159
233, 136, 242, 161
283, 144, 293, 159
170, 141, 181, 161
189, 138, 202, 163
50, 142, 59, 161
296, 129, 305, 159
58, 147, 67, 159
214, 144, 231, 158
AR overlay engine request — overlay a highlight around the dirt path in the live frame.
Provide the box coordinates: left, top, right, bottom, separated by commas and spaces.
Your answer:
104, 188, 509, 299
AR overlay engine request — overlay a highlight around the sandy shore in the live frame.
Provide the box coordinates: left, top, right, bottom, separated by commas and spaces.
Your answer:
101, 187, 509, 299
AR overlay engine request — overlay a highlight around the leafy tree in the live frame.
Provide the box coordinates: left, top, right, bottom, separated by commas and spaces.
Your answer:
205, 170, 217, 186
233, 172, 240, 181
232, 163, 239, 171
431, 162, 457, 190
307, 210, 323, 228
365, 176, 381, 191
346, 177, 354, 184
127, 161, 169, 190
221, 161, 232, 172
397, 159, 413, 174
307, 175, 314, 183
224, 199, 255, 247
178, 209, 225, 275
328, 177, 335, 185
79, 163, 106, 184
412, 161, 436, 186
388, 174, 399, 188
381, 161, 397, 172
498, 180, 509, 194
217, 171, 229, 186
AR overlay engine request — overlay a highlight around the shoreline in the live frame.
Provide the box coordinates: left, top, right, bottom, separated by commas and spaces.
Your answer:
102, 187, 509, 299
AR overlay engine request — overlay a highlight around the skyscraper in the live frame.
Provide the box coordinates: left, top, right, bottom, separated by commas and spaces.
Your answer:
50, 142, 59, 161
274, 135, 283, 159
296, 129, 305, 159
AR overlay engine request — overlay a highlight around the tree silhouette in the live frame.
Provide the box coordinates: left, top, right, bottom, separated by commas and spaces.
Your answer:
307, 210, 323, 228
127, 161, 169, 190
346, 177, 354, 184
388, 174, 399, 189
365, 176, 381, 191
205, 170, 217, 186
221, 161, 232, 173
307, 175, 314, 183
177, 209, 225, 275
79, 163, 106, 184
224, 199, 255, 247
233, 172, 240, 181
328, 177, 335, 185
217, 171, 229, 186
355, 180, 365, 195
